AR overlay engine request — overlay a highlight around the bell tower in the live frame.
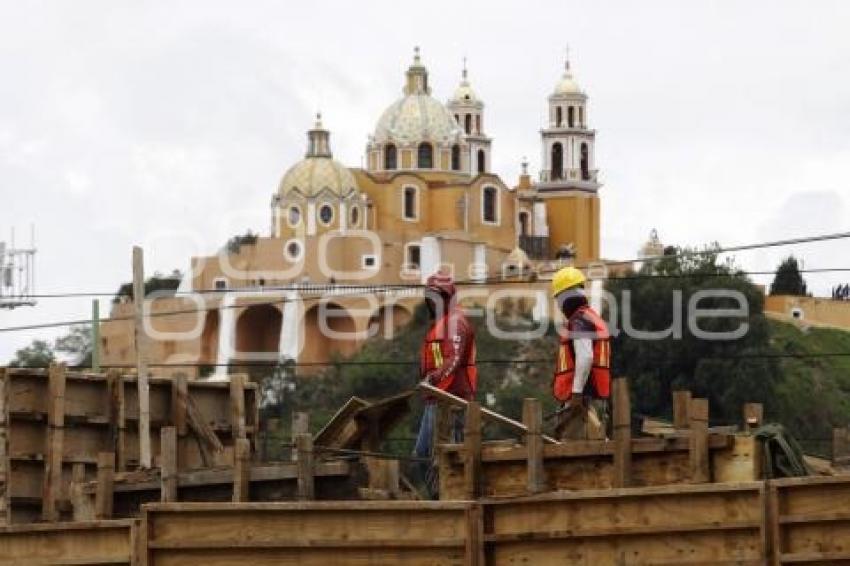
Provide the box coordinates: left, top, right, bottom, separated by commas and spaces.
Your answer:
447, 58, 491, 175
534, 49, 601, 263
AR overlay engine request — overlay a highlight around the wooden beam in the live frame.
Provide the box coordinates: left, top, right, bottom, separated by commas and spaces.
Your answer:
70, 462, 94, 521
229, 374, 247, 441
689, 397, 710, 483
296, 433, 315, 501
833, 427, 850, 466
160, 427, 177, 503
233, 438, 251, 503
522, 398, 545, 495
464, 402, 482, 499
743, 402, 764, 432
91, 299, 101, 373
111, 370, 127, 472
171, 374, 188, 470
95, 452, 115, 519
291, 411, 309, 461
0, 368, 8, 526
132, 245, 152, 469
42, 362, 66, 522
612, 377, 632, 488
418, 382, 560, 444
672, 390, 691, 429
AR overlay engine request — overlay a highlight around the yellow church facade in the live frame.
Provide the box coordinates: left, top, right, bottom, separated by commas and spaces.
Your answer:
100, 48, 603, 377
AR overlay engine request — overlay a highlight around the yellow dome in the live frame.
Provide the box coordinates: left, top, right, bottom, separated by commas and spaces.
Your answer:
553, 57, 583, 96
278, 157, 357, 198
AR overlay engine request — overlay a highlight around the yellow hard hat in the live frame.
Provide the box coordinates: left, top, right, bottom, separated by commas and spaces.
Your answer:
551, 267, 586, 297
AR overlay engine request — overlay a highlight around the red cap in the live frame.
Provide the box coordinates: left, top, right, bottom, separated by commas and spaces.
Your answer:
425, 271, 456, 298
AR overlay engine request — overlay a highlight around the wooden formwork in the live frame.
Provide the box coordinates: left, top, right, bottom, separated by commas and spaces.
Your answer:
0, 366, 258, 523
481, 482, 766, 564
0, 519, 139, 565
139, 501, 475, 565
769, 475, 850, 564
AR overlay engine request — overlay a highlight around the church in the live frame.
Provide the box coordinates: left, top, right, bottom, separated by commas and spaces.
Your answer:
100, 48, 603, 376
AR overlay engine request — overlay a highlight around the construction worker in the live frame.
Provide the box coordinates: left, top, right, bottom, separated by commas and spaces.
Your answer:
414, 271, 477, 493
550, 266, 611, 440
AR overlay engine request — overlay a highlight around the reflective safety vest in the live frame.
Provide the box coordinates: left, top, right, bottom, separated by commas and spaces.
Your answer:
420, 309, 477, 400
552, 305, 611, 402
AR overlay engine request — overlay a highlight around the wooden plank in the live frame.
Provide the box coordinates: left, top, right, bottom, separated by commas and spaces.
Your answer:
296, 433, 314, 501
0, 520, 135, 566
689, 397, 710, 483
70, 462, 95, 521
291, 411, 308, 461
95, 452, 114, 519
673, 389, 691, 429
613, 377, 632, 488
419, 382, 560, 444
160, 427, 177, 503
833, 427, 850, 465
232, 438, 250, 503
229, 374, 246, 441
466, 503, 484, 566
171, 374, 188, 470
113, 371, 127, 472
0, 368, 7, 526
743, 402, 764, 432
42, 362, 66, 522
522, 398, 544, 495
464, 402, 482, 499
313, 397, 368, 449
132, 245, 152, 469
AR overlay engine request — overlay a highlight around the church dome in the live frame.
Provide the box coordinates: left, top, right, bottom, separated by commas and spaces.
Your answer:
278, 114, 358, 198
552, 56, 583, 96
372, 48, 461, 145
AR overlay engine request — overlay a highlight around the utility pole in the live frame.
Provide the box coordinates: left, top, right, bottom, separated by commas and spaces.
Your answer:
91, 300, 101, 373
0, 226, 37, 310
132, 246, 152, 469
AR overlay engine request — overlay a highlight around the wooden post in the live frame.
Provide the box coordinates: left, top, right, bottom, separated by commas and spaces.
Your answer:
291, 412, 309, 462
0, 368, 8, 526
95, 452, 114, 519
743, 402, 764, 432
522, 398, 545, 495
613, 377, 632, 488
464, 401, 482, 499
132, 245, 152, 469
42, 362, 66, 521
295, 433, 315, 500
673, 390, 691, 429
689, 397, 710, 483
160, 427, 177, 503
91, 299, 101, 373
230, 374, 247, 441
171, 374, 188, 470
465, 503, 485, 566
70, 463, 94, 521
113, 371, 127, 471
232, 438, 251, 502
833, 427, 850, 466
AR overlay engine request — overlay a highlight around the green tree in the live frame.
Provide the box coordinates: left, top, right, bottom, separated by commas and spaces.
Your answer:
54, 325, 93, 366
9, 340, 55, 368
770, 256, 808, 296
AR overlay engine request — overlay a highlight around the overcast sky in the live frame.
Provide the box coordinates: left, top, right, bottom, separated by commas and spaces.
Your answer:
1, 0, 849, 361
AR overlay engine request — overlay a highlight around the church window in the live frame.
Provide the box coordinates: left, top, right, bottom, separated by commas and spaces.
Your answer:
417, 142, 433, 168
580, 143, 590, 180
403, 186, 418, 220
384, 144, 397, 170
556, 106, 563, 126
475, 114, 481, 134
464, 114, 472, 135
350, 206, 360, 227
578, 106, 584, 127
551, 143, 563, 180
287, 205, 301, 227
518, 211, 530, 236
454, 114, 460, 124
477, 149, 485, 174
451, 144, 461, 171
318, 204, 334, 225
482, 186, 498, 224
568, 106, 575, 127
405, 244, 421, 271
284, 239, 303, 262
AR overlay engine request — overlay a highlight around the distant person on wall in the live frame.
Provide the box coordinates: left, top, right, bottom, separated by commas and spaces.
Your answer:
414, 271, 477, 495
550, 266, 611, 440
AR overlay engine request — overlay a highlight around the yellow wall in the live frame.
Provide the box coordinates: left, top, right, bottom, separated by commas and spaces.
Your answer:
545, 193, 600, 264
764, 295, 850, 330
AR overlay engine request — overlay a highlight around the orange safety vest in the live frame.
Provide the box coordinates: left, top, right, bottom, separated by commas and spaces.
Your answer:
552, 305, 611, 402
420, 309, 477, 400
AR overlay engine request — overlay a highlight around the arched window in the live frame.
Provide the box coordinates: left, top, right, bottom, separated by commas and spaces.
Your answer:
580, 143, 590, 180
578, 106, 584, 127
451, 144, 461, 171
384, 144, 397, 170
482, 186, 498, 224
518, 211, 529, 236
551, 142, 563, 180
556, 106, 563, 127
464, 114, 472, 135
477, 149, 485, 174
568, 106, 575, 128
475, 115, 481, 134
417, 142, 433, 169
454, 114, 460, 124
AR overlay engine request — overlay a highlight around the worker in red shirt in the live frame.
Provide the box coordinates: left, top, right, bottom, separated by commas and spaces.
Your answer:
414, 272, 477, 490
550, 266, 611, 439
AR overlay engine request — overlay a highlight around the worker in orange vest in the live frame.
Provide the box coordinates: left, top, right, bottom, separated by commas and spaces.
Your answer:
414, 272, 477, 488
550, 266, 611, 439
